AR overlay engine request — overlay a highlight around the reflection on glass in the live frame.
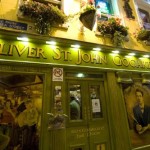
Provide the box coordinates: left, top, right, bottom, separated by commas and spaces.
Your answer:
0, 73, 42, 150
90, 85, 102, 118
69, 84, 82, 120
54, 86, 62, 113
97, 144, 105, 150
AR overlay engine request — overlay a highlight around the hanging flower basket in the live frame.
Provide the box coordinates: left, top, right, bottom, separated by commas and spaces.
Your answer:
79, 9, 96, 30
97, 17, 129, 46
137, 29, 150, 41
19, 0, 67, 34
79, 3, 96, 31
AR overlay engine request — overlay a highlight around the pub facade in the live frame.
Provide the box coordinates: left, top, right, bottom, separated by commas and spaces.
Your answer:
0, 0, 150, 150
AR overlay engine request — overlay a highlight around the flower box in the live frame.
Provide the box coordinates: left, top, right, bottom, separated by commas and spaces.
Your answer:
17, 0, 68, 34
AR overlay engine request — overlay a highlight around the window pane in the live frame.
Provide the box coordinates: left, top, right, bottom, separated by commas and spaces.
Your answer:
69, 84, 82, 120
90, 85, 102, 118
96, 144, 105, 150
95, 0, 111, 14
66, 72, 103, 79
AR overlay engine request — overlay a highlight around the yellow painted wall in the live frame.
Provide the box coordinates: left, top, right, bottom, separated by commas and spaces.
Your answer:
0, 0, 149, 52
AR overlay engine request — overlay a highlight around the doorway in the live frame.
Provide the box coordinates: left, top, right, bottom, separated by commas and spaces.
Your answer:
65, 73, 111, 150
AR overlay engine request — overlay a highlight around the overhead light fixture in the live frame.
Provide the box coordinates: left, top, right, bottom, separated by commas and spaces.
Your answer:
112, 50, 119, 54
128, 53, 135, 56
76, 73, 84, 78
71, 44, 80, 48
46, 41, 56, 45
17, 37, 29, 42
93, 47, 101, 51
125, 55, 132, 58
143, 54, 149, 58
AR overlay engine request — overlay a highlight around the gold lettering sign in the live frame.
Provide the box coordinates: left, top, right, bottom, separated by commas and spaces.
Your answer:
112, 56, 150, 69
76, 50, 107, 65
0, 42, 150, 71
71, 127, 105, 139
0, 43, 47, 58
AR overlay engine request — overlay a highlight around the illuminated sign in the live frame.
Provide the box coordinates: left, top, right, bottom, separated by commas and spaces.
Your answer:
0, 41, 150, 71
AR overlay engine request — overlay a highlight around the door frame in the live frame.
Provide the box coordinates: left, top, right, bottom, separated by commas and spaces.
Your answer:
64, 71, 111, 150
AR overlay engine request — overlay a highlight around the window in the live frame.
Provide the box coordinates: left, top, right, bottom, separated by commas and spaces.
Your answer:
95, 0, 112, 14
138, 8, 150, 29
94, 0, 120, 23
134, 0, 150, 29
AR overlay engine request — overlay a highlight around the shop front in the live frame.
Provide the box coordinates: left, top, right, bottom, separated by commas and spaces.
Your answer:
0, 34, 150, 150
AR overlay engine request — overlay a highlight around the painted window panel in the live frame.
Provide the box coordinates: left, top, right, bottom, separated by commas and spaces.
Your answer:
0, 73, 43, 150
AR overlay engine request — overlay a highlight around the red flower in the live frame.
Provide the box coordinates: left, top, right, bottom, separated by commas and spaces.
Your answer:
88, 0, 94, 4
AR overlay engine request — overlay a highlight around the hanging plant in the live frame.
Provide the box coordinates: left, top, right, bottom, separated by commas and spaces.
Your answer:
97, 17, 129, 46
113, 31, 126, 46
19, 1, 67, 34
79, 1, 96, 31
133, 28, 150, 41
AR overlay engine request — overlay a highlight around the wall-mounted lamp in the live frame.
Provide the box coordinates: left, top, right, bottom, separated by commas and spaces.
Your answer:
46, 41, 56, 45
17, 37, 29, 42
128, 53, 135, 56
93, 48, 101, 51
71, 44, 80, 49
112, 50, 120, 54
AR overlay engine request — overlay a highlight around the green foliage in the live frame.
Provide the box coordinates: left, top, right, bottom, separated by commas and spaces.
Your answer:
113, 31, 125, 46
80, 4, 96, 14
97, 18, 128, 36
19, 1, 67, 34
97, 17, 129, 46
136, 29, 150, 41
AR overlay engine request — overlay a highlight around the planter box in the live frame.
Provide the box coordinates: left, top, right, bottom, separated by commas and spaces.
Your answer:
17, 0, 69, 31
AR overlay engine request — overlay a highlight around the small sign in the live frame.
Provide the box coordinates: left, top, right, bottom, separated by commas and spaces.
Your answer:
92, 99, 101, 113
52, 68, 63, 81
0, 19, 28, 31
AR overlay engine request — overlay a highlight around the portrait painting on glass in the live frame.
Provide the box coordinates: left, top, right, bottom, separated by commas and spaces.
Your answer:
123, 82, 150, 148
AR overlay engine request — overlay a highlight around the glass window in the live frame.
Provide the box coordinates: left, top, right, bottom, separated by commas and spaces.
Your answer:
90, 85, 102, 118
96, 144, 105, 150
66, 72, 104, 79
95, 0, 111, 14
138, 8, 150, 29
134, 0, 150, 29
69, 84, 82, 120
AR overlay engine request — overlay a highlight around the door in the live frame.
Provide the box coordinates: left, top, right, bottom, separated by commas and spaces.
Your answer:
66, 73, 111, 150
